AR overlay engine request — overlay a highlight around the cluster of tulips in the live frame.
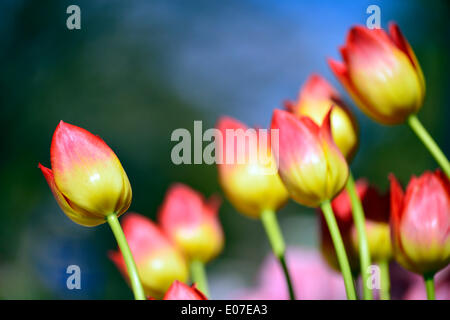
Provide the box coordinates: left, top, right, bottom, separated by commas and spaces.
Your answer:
38, 22, 449, 300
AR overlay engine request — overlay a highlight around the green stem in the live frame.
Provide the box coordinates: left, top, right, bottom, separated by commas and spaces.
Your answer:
320, 200, 357, 300
346, 173, 373, 300
379, 260, 390, 300
190, 259, 209, 297
260, 209, 296, 300
407, 114, 450, 178
106, 213, 146, 300
424, 274, 436, 300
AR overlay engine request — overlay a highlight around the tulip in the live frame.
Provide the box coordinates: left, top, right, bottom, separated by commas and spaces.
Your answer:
109, 213, 189, 299
285, 74, 358, 160
39, 121, 132, 226
158, 184, 224, 296
284, 75, 375, 298
271, 109, 356, 299
330, 23, 450, 177
271, 109, 348, 207
390, 171, 449, 275
40, 121, 145, 299
162, 281, 207, 300
158, 183, 224, 263
328, 23, 425, 125
390, 170, 450, 299
216, 117, 289, 219
216, 116, 294, 299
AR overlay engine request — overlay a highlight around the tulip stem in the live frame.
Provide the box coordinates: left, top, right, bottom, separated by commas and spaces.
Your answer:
379, 260, 390, 300
320, 200, 357, 300
345, 173, 373, 300
106, 214, 146, 300
260, 209, 296, 300
407, 114, 450, 178
424, 273, 435, 300
190, 259, 209, 297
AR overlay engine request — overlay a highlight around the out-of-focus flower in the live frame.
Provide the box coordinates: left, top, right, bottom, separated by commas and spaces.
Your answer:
39, 121, 132, 227
236, 247, 347, 300
270, 109, 348, 207
162, 280, 207, 300
285, 74, 358, 160
403, 265, 450, 300
320, 179, 391, 272
390, 170, 450, 275
329, 23, 425, 125
158, 183, 224, 263
109, 213, 189, 299
216, 117, 289, 218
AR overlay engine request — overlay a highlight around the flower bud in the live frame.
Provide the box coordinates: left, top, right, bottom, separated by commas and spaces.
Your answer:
271, 109, 349, 207
285, 74, 358, 160
158, 183, 224, 263
39, 121, 132, 226
390, 171, 450, 275
216, 117, 289, 218
329, 23, 425, 125
109, 213, 189, 299
162, 280, 207, 300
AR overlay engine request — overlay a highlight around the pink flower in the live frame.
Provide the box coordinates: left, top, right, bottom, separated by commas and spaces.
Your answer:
236, 247, 347, 300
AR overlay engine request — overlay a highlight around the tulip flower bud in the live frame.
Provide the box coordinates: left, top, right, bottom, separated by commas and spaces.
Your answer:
216, 117, 289, 218
39, 121, 132, 227
285, 74, 358, 160
271, 109, 349, 207
109, 213, 189, 299
329, 23, 425, 125
162, 280, 207, 300
320, 179, 391, 272
390, 171, 450, 275
158, 184, 224, 263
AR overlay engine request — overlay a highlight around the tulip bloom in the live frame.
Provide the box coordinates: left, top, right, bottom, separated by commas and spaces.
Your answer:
390, 170, 450, 275
285, 74, 358, 159
329, 23, 425, 125
109, 213, 189, 299
320, 179, 391, 271
271, 109, 349, 207
158, 183, 224, 263
39, 121, 132, 226
162, 281, 207, 300
216, 117, 289, 218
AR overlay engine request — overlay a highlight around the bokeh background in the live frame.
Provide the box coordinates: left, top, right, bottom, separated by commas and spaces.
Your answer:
0, 0, 449, 299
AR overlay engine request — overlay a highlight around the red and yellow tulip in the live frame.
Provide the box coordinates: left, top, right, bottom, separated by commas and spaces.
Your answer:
390, 170, 450, 275
158, 183, 224, 263
39, 121, 132, 226
270, 109, 349, 207
216, 117, 289, 218
329, 23, 425, 125
285, 74, 358, 160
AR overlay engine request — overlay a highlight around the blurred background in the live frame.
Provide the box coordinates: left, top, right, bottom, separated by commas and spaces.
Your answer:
0, 0, 449, 299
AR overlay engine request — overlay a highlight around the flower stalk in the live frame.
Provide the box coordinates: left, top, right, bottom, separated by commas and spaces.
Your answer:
379, 260, 390, 300
106, 213, 145, 300
261, 209, 295, 300
190, 259, 209, 297
345, 173, 373, 300
424, 273, 436, 300
320, 200, 357, 300
407, 114, 450, 178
